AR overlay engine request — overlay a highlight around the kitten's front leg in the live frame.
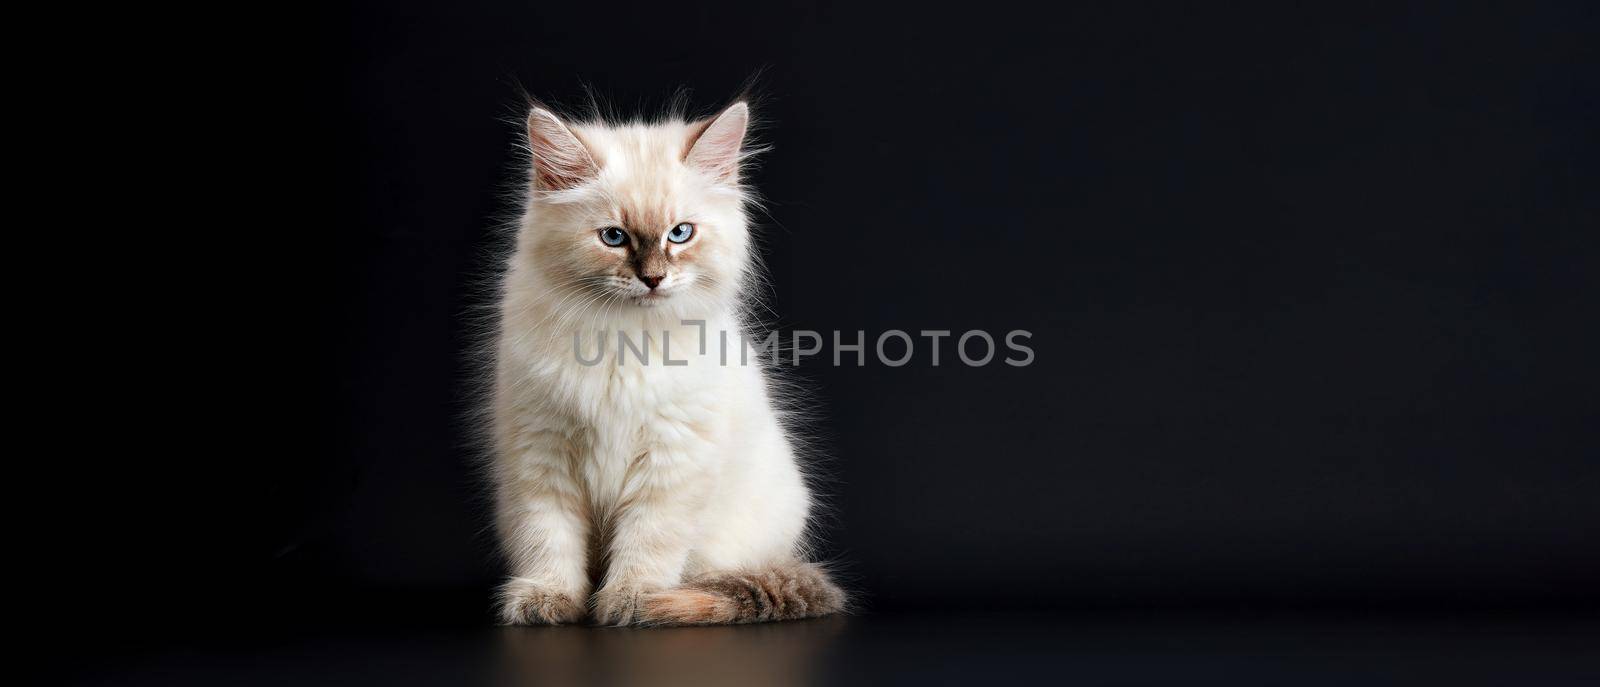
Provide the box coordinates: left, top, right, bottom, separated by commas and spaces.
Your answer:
495, 432, 591, 625
592, 457, 710, 626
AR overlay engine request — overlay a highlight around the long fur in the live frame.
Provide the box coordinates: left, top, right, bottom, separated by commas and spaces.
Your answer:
482, 95, 844, 626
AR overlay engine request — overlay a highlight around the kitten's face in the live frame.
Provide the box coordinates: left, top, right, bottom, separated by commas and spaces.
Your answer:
523, 104, 751, 316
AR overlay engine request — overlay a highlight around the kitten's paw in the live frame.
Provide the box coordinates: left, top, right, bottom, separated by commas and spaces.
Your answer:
499, 579, 586, 625
591, 585, 652, 626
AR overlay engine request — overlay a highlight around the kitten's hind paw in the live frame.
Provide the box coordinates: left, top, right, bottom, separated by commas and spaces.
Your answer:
498, 579, 586, 625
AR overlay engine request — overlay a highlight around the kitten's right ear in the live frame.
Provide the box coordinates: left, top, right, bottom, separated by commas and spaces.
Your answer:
526, 107, 599, 191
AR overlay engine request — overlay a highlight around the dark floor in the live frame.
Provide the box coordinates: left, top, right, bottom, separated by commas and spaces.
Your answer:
77, 608, 1600, 686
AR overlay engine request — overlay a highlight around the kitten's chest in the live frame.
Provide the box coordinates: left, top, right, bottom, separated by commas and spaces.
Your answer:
576, 362, 725, 504
569, 350, 726, 451
506, 319, 736, 497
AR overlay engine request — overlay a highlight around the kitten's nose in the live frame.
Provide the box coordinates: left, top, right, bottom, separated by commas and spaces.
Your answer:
638, 274, 663, 290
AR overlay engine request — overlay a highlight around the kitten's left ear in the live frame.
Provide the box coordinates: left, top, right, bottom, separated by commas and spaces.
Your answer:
685, 102, 749, 182
527, 107, 599, 191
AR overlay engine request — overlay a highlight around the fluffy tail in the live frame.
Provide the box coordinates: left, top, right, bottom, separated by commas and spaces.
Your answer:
639, 562, 845, 626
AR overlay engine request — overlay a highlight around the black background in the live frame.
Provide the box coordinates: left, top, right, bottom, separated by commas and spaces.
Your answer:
69, 0, 1598, 672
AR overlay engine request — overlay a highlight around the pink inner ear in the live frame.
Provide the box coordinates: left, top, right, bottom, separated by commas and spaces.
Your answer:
527, 108, 598, 191
686, 102, 748, 181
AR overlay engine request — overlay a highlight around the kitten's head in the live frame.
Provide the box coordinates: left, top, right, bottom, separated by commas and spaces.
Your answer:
519, 102, 755, 316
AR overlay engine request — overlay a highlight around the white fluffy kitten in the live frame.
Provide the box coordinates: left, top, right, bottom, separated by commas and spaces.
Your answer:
490, 99, 843, 626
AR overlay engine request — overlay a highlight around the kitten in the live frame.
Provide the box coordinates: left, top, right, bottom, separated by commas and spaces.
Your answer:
489, 99, 844, 626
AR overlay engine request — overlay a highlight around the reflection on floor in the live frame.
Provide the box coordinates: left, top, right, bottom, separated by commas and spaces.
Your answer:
500, 616, 845, 687
82, 610, 1600, 685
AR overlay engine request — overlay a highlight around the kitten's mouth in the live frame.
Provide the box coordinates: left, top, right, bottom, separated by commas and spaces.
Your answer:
634, 291, 670, 306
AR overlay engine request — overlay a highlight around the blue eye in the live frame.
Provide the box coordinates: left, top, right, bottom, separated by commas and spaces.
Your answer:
599, 227, 628, 247
668, 223, 695, 244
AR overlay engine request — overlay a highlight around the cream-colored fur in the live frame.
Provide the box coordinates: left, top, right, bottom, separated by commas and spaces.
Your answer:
490, 101, 836, 626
